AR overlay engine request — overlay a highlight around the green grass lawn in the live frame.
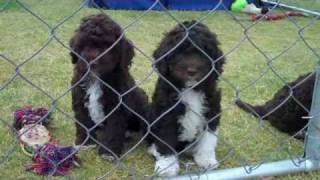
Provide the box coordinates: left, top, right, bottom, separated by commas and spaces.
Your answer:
0, 0, 320, 179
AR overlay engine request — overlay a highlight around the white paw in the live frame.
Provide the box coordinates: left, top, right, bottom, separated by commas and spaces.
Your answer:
194, 153, 219, 169
154, 155, 180, 176
147, 144, 160, 159
101, 154, 116, 162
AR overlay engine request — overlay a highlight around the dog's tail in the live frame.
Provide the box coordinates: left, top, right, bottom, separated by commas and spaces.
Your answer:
235, 99, 266, 118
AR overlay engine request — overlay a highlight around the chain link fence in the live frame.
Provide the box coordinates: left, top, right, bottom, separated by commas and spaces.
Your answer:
1, 0, 320, 179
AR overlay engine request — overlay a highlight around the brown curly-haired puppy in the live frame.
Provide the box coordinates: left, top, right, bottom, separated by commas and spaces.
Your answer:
236, 73, 314, 140
69, 13, 149, 160
147, 21, 225, 176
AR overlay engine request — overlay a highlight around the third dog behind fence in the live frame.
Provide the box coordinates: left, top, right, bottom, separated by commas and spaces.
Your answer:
236, 73, 314, 140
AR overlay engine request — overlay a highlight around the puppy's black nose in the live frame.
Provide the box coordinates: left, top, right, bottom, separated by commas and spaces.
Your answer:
187, 68, 197, 76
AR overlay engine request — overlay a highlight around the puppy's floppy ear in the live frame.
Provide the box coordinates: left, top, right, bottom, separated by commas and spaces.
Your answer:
212, 47, 225, 74
153, 46, 169, 76
69, 36, 78, 64
153, 27, 184, 76
119, 38, 134, 71
204, 34, 224, 74
194, 24, 225, 74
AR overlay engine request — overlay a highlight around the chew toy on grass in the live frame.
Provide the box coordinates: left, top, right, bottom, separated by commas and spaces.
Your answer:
14, 106, 51, 130
26, 143, 80, 176
14, 106, 80, 176
19, 124, 51, 157
15, 106, 52, 156
251, 11, 306, 21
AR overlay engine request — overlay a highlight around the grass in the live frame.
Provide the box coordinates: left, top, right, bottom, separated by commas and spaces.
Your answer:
0, 0, 320, 179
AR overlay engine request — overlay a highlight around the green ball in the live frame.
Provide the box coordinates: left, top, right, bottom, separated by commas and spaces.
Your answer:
231, 0, 248, 12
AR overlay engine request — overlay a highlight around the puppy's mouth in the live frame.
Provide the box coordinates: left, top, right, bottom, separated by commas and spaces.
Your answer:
185, 80, 197, 87
90, 67, 112, 76
91, 68, 101, 74
185, 74, 206, 87
86, 68, 101, 76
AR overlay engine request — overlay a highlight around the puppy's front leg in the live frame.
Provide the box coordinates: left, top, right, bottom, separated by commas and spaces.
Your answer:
98, 114, 126, 161
148, 144, 180, 177
72, 87, 97, 149
148, 125, 180, 176
74, 115, 97, 149
193, 129, 219, 169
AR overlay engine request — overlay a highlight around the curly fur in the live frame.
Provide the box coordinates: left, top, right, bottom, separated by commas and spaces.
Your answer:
148, 20, 225, 176
236, 73, 314, 140
69, 13, 149, 157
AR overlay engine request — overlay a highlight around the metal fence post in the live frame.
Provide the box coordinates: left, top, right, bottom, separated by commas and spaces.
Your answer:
263, 0, 320, 17
305, 66, 320, 170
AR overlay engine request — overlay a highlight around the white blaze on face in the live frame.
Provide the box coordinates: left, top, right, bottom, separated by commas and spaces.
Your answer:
178, 86, 208, 142
86, 80, 105, 124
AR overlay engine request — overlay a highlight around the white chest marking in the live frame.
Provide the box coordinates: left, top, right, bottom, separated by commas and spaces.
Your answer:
178, 89, 208, 142
86, 80, 105, 124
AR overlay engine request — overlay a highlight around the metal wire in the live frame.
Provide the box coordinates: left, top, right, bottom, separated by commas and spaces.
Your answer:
0, 0, 319, 179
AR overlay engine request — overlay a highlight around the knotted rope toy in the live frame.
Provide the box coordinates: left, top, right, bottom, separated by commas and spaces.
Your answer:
14, 106, 80, 176
26, 143, 80, 176
15, 106, 52, 156
14, 106, 51, 130
19, 124, 52, 157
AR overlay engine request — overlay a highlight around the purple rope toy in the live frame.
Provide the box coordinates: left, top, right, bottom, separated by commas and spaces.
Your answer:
14, 106, 51, 130
26, 143, 80, 176
14, 106, 80, 176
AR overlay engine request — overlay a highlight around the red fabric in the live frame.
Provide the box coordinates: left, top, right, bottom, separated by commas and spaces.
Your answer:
251, 11, 305, 21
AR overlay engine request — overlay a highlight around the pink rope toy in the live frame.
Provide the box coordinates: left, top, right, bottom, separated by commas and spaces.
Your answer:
13, 106, 51, 130
26, 142, 80, 176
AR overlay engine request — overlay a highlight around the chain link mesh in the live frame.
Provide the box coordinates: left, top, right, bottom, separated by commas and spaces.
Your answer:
1, 0, 320, 179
